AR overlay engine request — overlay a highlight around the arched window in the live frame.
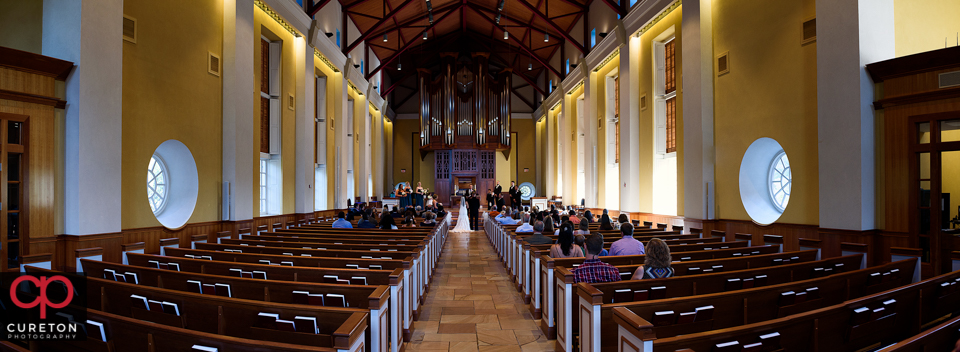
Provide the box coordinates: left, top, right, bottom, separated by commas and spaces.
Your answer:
769, 151, 791, 211
147, 155, 168, 214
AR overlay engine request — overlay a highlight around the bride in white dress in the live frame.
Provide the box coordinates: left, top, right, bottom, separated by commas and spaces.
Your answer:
451, 198, 473, 233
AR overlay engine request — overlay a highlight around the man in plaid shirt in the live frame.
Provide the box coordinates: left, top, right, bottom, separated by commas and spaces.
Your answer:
574, 234, 622, 284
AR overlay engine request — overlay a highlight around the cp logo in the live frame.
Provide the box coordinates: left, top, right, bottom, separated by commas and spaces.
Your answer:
9, 275, 74, 319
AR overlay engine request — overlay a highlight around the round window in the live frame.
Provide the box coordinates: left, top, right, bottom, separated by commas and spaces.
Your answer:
768, 152, 791, 212
147, 155, 168, 215
519, 182, 536, 200
739, 138, 791, 225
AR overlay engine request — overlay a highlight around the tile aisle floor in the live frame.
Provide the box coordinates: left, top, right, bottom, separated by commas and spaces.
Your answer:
405, 217, 553, 352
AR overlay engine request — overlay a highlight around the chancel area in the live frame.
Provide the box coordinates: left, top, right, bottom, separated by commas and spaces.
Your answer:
1, 0, 960, 351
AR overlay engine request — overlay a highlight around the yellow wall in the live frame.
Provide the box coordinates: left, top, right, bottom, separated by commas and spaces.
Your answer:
392, 118, 419, 187
591, 55, 620, 209
0, 0, 42, 54
346, 83, 366, 198
383, 117, 393, 192
548, 104, 562, 196
712, 0, 818, 225
121, 0, 223, 228
512, 118, 538, 187
633, 7, 684, 214
894, 0, 960, 57
253, 5, 300, 216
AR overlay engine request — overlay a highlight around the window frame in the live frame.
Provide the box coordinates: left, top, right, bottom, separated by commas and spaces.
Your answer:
768, 151, 792, 212
148, 154, 170, 215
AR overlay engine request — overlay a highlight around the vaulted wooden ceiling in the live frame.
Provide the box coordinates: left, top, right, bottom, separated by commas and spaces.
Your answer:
308, 0, 602, 102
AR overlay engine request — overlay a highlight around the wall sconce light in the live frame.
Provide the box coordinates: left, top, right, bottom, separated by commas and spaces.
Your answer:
599, 32, 608, 38
325, 32, 334, 38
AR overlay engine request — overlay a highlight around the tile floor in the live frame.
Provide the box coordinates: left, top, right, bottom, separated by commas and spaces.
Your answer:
405, 224, 553, 352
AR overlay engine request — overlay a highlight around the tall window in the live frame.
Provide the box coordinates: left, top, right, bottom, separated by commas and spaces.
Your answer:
769, 152, 792, 211
260, 35, 282, 215
664, 39, 677, 153
147, 155, 168, 214
259, 159, 268, 212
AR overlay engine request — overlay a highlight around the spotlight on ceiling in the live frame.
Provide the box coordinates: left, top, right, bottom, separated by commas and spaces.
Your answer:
398, 64, 402, 71
504, 31, 509, 40
528, 63, 532, 70
383, 34, 388, 42
423, 31, 428, 40
544, 33, 549, 42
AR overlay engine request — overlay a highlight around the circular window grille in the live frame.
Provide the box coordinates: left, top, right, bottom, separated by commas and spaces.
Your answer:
147, 155, 169, 215
519, 182, 536, 201
768, 151, 791, 212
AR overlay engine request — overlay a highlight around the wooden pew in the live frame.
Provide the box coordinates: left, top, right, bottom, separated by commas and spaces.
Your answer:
163, 246, 423, 336
535, 245, 782, 338
554, 254, 864, 352
583, 258, 920, 352
220, 238, 420, 252
80, 259, 399, 352
238, 234, 425, 246
24, 267, 370, 352
29, 309, 365, 352
877, 315, 960, 351
614, 263, 960, 352
124, 251, 411, 346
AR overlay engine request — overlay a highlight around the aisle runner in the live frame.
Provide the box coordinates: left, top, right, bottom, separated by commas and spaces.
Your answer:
408, 227, 553, 352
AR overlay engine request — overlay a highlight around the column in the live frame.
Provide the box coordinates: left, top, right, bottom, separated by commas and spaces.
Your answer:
218, 0, 256, 220
582, 68, 598, 208
335, 77, 349, 209
816, 0, 893, 230
358, 101, 371, 202
619, 39, 641, 213
681, 0, 716, 220
295, 36, 315, 214
43, 0, 123, 234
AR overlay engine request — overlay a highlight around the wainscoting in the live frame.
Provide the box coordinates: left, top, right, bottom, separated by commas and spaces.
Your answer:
30, 210, 341, 271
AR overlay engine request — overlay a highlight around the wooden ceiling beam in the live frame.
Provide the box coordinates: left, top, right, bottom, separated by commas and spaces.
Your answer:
365, 1, 461, 39
343, 0, 373, 11
511, 85, 535, 109
515, 0, 585, 53
466, 4, 562, 79
366, 8, 462, 80
344, 0, 419, 54
470, 4, 560, 42
307, 0, 336, 17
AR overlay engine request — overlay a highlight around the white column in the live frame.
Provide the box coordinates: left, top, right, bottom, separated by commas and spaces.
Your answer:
681, 0, 716, 220
358, 102, 371, 202
43, 0, 123, 235
546, 113, 556, 198
335, 78, 350, 209
582, 71, 598, 208
619, 39, 641, 213
220, 0, 256, 220
295, 36, 315, 214
816, 0, 893, 230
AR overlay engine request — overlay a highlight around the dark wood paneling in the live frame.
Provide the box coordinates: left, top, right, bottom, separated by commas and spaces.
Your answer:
0, 46, 74, 80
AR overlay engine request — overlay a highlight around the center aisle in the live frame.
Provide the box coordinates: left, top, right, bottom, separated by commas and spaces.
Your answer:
407, 218, 552, 352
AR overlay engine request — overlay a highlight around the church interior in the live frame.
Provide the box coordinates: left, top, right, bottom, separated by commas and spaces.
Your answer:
2, 0, 960, 351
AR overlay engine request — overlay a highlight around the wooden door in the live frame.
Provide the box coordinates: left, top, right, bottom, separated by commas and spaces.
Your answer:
910, 113, 960, 276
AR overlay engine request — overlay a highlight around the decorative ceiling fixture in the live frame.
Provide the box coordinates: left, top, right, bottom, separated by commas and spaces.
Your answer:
423, 31, 428, 40
544, 33, 549, 42
504, 31, 509, 40
528, 63, 532, 70
398, 64, 402, 71
383, 34, 388, 42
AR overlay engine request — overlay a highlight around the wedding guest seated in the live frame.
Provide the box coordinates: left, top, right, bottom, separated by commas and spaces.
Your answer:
574, 231, 608, 256
583, 210, 595, 223
488, 205, 500, 217
497, 210, 520, 225
524, 221, 554, 245
609, 223, 645, 256
420, 212, 437, 227
598, 214, 614, 230
332, 212, 353, 229
614, 214, 629, 230
630, 238, 674, 280
549, 223, 583, 258
436, 204, 447, 219
515, 213, 534, 232
574, 220, 590, 235
568, 210, 581, 225
402, 215, 418, 228
573, 234, 621, 284
543, 217, 558, 236
379, 214, 398, 230
391, 208, 403, 218
357, 213, 377, 228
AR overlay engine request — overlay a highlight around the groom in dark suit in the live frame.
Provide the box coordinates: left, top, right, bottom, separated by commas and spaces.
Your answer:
467, 185, 481, 231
